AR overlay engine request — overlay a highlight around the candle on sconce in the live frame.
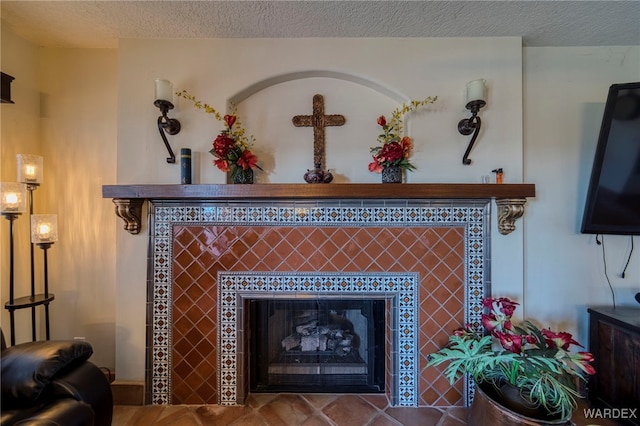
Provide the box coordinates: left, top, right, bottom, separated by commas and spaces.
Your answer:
154, 79, 174, 103
0, 182, 26, 213
26, 165, 36, 180
465, 79, 486, 104
17, 154, 43, 184
31, 214, 58, 244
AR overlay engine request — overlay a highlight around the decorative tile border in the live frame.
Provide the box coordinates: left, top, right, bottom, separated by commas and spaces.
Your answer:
148, 200, 490, 406
218, 272, 418, 406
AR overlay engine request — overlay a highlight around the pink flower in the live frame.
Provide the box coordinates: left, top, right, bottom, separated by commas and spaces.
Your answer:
497, 298, 519, 316
213, 158, 230, 172
571, 352, 596, 375
213, 134, 235, 158
224, 114, 236, 128
481, 298, 494, 309
379, 141, 404, 163
453, 324, 475, 338
481, 297, 517, 333
542, 329, 582, 351
494, 331, 523, 354
481, 313, 501, 332
483, 297, 519, 317
237, 149, 258, 170
368, 157, 384, 173
400, 136, 413, 158
377, 115, 386, 127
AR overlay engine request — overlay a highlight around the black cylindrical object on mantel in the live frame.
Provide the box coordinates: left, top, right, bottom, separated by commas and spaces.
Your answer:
180, 148, 192, 184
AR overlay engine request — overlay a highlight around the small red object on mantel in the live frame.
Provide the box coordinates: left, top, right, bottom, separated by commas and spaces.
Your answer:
492, 168, 504, 184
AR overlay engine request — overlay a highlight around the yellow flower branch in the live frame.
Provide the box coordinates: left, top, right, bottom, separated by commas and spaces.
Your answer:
176, 89, 223, 121
387, 96, 438, 136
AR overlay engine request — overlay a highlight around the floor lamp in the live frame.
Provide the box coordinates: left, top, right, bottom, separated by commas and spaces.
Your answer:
2, 154, 57, 345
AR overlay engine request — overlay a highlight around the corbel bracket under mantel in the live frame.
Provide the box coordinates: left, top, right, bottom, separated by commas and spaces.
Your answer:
112, 198, 144, 235
495, 198, 527, 235
103, 183, 535, 236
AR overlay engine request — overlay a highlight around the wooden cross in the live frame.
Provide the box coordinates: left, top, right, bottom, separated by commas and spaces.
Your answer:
292, 94, 346, 170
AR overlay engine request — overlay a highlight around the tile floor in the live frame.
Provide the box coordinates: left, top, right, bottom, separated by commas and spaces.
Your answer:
112, 394, 618, 425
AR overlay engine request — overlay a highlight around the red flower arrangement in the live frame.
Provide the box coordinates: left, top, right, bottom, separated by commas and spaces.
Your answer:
427, 297, 595, 419
177, 90, 262, 180
210, 114, 261, 178
368, 96, 437, 174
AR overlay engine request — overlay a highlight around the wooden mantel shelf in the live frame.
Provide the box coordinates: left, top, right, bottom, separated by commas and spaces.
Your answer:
103, 183, 535, 200
102, 183, 535, 235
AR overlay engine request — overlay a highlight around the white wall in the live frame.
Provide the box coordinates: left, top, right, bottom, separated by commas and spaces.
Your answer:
39, 48, 118, 370
118, 38, 523, 185
523, 46, 640, 339
0, 26, 117, 370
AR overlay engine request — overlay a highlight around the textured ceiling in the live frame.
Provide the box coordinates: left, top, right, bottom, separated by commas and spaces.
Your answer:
1, 1, 639, 49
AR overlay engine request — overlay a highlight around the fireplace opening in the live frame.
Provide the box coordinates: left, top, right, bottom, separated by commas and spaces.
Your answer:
249, 298, 386, 394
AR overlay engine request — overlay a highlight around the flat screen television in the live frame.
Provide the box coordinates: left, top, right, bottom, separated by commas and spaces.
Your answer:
581, 82, 640, 235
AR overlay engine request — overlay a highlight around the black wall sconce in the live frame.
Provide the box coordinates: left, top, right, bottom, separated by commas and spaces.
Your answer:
154, 79, 181, 164
458, 79, 487, 165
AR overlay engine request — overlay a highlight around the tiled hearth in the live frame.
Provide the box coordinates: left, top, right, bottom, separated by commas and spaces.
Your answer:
146, 200, 490, 408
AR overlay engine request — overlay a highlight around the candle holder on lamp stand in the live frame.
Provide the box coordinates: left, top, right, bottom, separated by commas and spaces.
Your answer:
31, 214, 58, 341
1, 181, 27, 346
3, 212, 21, 346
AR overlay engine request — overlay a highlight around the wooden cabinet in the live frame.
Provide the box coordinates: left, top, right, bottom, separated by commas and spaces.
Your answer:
588, 306, 640, 425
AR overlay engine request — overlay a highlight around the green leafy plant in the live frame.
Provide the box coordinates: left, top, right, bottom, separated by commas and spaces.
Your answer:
368, 96, 437, 173
427, 297, 595, 419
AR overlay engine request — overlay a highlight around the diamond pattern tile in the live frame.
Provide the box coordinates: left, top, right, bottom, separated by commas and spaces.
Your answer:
147, 203, 489, 406
170, 223, 466, 405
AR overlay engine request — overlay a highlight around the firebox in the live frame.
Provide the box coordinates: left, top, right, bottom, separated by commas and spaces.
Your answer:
249, 298, 386, 393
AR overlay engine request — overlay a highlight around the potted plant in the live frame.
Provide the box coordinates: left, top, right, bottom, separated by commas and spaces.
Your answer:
426, 297, 595, 424
368, 96, 437, 183
178, 89, 262, 183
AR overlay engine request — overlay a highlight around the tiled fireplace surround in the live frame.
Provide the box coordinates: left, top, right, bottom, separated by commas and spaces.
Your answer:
146, 198, 490, 409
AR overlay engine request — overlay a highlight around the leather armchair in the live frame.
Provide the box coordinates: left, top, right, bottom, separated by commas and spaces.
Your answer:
1, 329, 113, 426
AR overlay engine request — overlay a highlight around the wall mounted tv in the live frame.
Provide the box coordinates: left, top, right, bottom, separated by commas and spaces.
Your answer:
581, 82, 640, 235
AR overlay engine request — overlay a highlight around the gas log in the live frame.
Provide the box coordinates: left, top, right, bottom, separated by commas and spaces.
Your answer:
280, 311, 358, 357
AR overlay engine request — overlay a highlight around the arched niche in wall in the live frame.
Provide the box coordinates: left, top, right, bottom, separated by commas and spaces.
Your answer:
225, 70, 415, 183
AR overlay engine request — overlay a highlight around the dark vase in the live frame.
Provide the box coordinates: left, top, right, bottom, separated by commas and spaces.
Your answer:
304, 163, 333, 184
233, 168, 254, 184
497, 383, 545, 419
467, 383, 572, 426
381, 166, 402, 183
